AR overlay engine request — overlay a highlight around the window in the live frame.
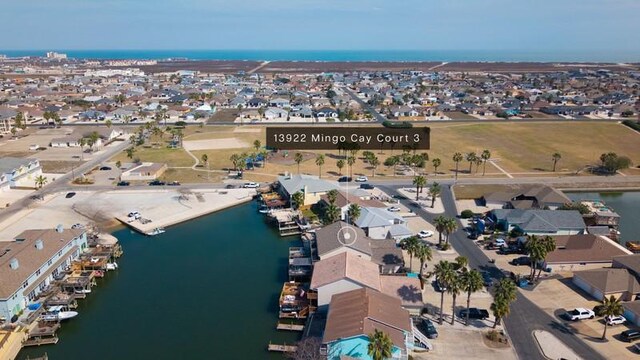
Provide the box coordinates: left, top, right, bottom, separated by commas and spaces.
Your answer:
22, 281, 28, 288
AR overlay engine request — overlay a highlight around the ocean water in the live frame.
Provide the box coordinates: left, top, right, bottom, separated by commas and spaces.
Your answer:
18, 202, 300, 360
2, 49, 640, 62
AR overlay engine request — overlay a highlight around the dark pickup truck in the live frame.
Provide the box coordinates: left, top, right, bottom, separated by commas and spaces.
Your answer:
459, 308, 490, 320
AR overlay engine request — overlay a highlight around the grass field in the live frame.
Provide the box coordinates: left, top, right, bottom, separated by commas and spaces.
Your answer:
109, 121, 640, 183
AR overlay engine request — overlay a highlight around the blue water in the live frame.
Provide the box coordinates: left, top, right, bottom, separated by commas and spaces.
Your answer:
2, 49, 640, 62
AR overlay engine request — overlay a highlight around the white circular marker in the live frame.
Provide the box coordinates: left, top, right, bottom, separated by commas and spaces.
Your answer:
337, 225, 358, 246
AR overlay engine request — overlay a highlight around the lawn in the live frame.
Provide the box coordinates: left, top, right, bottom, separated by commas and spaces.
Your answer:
109, 121, 640, 182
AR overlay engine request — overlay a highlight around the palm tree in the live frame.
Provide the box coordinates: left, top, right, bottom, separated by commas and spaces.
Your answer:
347, 203, 361, 224
552, 152, 562, 172
432, 158, 441, 175
336, 159, 345, 176
491, 278, 518, 328
315, 154, 325, 178
325, 204, 340, 224
326, 189, 338, 205
253, 140, 261, 151
201, 154, 209, 181
596, 295, 624, 340
105, 119, 112, 129
525, 235, 544, 280
79, 138, 87, 160
294, 152, 304, 174
400, 236, 420, 270
34, 175, 48, 189
385, 156, 399, 176
460, 269, 485, 326
434, 260, 456, 324
434, 215, 447, 246
466, 152, 477, 173
536, 236, 556, 281
412, 175, 427, 201
481, 150, 491, 176
229, 153, 240, 171
453, 152, 463, 179
367, 329, 393, 360
428, 182, 441, 208
347, 156, 356, 177
447, 273, 462, 325
454, 255, 468, 270
443, 218, 458, 245
414, 243, 433, 286
259, 150, 268, 168
291, 191, 305, 209
126, 147, 136, 160
370, 156, 380, 177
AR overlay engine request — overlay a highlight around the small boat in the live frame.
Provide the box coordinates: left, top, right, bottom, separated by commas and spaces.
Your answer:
106, 262, 118, 270
258, 206, 270, 214
93, 270, 105, 278
74, 289, 91, 294
146, 227, 166, 236
626, 241, 640, 253
41, 311, 78, 322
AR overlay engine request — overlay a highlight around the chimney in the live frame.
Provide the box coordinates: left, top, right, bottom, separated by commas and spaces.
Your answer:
9, 258, 19, 270
35, 239, 44, 250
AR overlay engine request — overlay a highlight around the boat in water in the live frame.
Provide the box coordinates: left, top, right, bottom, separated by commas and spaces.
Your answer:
42, 306, 79, 321
106, 262, 118, 271
627, 241, 640, 253
146, 227, 166, 236
74, 289, 91, 294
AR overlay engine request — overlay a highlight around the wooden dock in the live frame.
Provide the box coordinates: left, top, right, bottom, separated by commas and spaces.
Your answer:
267, 343, 298, 353
23, 336, 59, 347
276, 322, 304, 331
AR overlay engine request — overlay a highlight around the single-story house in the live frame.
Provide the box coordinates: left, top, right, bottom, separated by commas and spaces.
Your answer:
623, 301, 640, 327
481, 185, 571, 210
264, 107, 288, 120
354, 207, 413, 241
488, 209, 585, 236
315, 107, 339, 118
573, 268, 640, 301
543, 234, 630, 271
276, 174, 338, 206
318, 190, 386, 222
322, 288, 412, 360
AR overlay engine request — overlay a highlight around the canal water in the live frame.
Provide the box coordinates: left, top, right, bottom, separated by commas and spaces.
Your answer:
567, 191, 640, 245
19, 202, 300, 360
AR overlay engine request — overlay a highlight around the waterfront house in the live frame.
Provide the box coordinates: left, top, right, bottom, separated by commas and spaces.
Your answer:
276, 174, 338, 206
543, 234, 630, 271
481, 185, 570, 210
354, 207, 413, 241
318, 190, 386, 222
322, 288, 412, 360
488, 209, 585, 236
573, 254, 640, 301
0, 157, 42, 191
0, 227, 88, 322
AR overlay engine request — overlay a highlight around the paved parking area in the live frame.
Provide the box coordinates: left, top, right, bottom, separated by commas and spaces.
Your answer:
413, 325, 517, 360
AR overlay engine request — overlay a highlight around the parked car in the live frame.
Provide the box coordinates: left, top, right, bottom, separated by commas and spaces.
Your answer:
128, 211, 141, 219
360, 183, 375, 190
225, 184, 235, 189
149, 180, 166, 186
481, 271, 494, 287
564, 308, 595, 321
494, 238, 506, 247
355, 176, 368, 182
418, 230, 434, 239
337, 176, 352, 182
387, 206, 401, 212
167, 181, 181, 186
467, 232, 479, 240
434, 279, 447, 292
414, 317, 438, 339
459, 308, 490, 320
243, 182, 259, 188
499, 246, 522, 255
116, 181, 130, 186
510, 256, 531, 266
606, 315, 626, 326
65, 192, 76, 199
99, 166, 112, 171
621, 329, 640, 342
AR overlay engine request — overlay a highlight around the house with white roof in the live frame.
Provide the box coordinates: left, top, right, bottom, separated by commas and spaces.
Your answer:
276, 174, 338, 206
354, 207, 413, 241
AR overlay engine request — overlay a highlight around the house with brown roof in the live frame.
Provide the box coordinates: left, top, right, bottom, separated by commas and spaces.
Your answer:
322, 288, 412, 360
482, 185, 571, 210
311, 252, 423, 312
544, 234, 630, 271
572, 254, 640, 301
0, 227, 87, 322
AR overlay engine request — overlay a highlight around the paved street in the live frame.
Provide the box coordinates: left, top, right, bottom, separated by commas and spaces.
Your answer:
340, 86, 387, 123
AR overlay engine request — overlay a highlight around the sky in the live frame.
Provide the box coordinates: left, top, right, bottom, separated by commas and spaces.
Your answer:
1, 0, 640, 52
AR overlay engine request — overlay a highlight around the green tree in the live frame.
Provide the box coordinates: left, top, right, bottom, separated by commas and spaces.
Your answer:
596, 295, 624, 340
326, 189, 338, 205
400, 236, 420, 270
434, 215, 447, 246
454, 255, 468, 270
115, 160, 122, 169
315, 154, 325, 178
14, 112, 26, 129
367, 329, 393, 360
460, 269, 485, 326
336, 159, 345, 176
453, 152, 463, 180
481, 150, 491, 176
384, 156, 399, 176
105, 119, 112, 129
414, 242, 433, 285
447, 272, 463, 325
412, 175, 427, 200
491, 278, 518, 328
291, 191, 305, 209
294, 152, 304, 174
466, 152, 477, 173
552, 152, 562, 172
34, 175, 48, 189
434, 260, 456, 324
347, 203, 361, 224
324, 204, 340, 224
428, 182, 441, 208
443, 217, 458, 245
432, 158, 441, 175
347, 156, 356, 177
370, 156, 380, 177
253, 140, 261, 151
201, 154, 209, 181
126, 147, 136, 160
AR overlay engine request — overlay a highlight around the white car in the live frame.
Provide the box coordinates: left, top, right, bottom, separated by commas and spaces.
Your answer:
565, 308, 595, 321
606, 315, 626, 326
387, 206, 401, 212
418, 230, 434, 238
355, 176, 368, 182
128, 211, 141, 219
243, 182, 259, 188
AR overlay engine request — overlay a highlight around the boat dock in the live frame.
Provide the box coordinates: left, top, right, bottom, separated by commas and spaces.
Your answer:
276, 321, 305, 331
267, 209, 304, 237
267, 342, 298, 353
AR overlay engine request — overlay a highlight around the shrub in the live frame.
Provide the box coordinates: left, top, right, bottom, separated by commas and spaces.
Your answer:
622, 120, 640, 132
382, 120, 413, 128
440, 243, 451, 251
460, 209, 474, 218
